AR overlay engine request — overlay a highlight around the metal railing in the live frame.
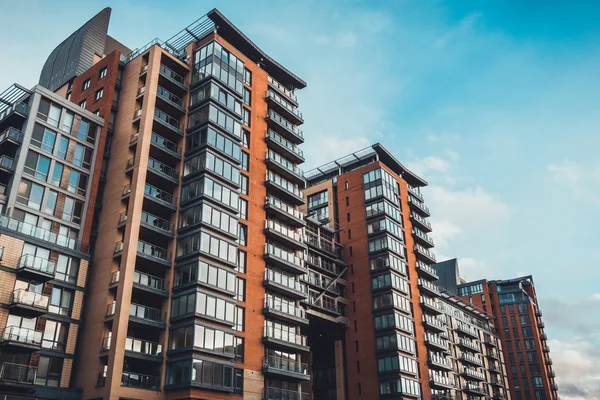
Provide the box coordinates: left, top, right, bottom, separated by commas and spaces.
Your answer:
17, 254, 56, 274
267, 110, 304, 139
0, 362, 36, 384
266, 172, 303, 198
413, 227, 435, 246
157, 85, 183, 107
429, 352, 452, 369
430, 374, 454, 387
411, 211, 432, 229
154, 108, 180, 129
11, 289, 49, 309
148, 157, 179, 180
133, 270, 168, 291
267, 150, 304, 177
125, 337, 162, 356
304, 231, 337, 254
265, 243, 305, 270
459, 338, 481, 352
418, 278, 440, 294
266, 130, 304, 158
1, 215, 88, 252
264, 386, 308, 400
264, 326, 307, 347
151, 132, 179, 154
265, 196, 305, 220
423, 314, 446, 330
420, 296, 443, 312
264, 269, 307, 294
416, 260, 438, 278
265, 299, 306, 319
138, 240, 172, 262
159, 64, 186, 87
141, 211, 174, 233
266, 90, 303, 119
265, 219, 303, 243
408, 195, 430, 214
129, 303, 166, 323
144, 183, 176, 205
121, 371, 161, 390
425, 333, 449, 350
460, 353, 484, 367
306, 254, 338, 274
456, 322, 479, 338
407, 185, 423, 200
268, 76, 298, 103
2, 326, 43, 346
0, 127, 23, 144
415, 244, 436, 262
264, 355, 308, 375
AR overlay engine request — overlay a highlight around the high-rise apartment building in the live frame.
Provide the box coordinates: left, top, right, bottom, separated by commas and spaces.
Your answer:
303, 145, 510, 400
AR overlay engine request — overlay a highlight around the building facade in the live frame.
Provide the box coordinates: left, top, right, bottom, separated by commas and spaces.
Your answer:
457, 277, 557, 400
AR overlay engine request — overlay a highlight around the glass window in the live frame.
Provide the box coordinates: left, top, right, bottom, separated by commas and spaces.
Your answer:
56, 255, 79, 283
49, 287, 73, 316
35, 356, 63, 387
42, 320, 68, 350
47, 104, 61, 127
99, 67, 107, 79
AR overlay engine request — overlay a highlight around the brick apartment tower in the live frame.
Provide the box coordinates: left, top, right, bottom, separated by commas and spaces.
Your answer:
304, 145, 512, 400
0, 6, 350, 400
454, 273, 558, 400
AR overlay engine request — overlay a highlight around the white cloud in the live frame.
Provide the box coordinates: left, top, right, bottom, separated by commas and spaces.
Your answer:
591, 293, 600, 301
547, 161, 600, 205
549, 338, 600, 400
548, 162, 583, 185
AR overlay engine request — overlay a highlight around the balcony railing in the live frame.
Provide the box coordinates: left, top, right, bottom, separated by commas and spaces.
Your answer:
464, 382, 486, 393
0, 127, 23, 144
265, 269, 307, 294
138, 240, 172, 262
264, 354, 308, 375
265, 196, 305, 220
305, 275, 341, 295
407, 185, 423, 200
460, 353, 484, 367
148, 157, 179, 180
266, 172, 303, 198
410, 211, 432, 230
156, 85, 183, 107
267, 90, 303, 120
415, 244, 436, 262
306, 255, 338, 275
129, 303, 166, 323
418, 278, 440, 294
425, 334, 449, 351
264, 326, 307, 347
121, 371, 161, 390
408, 195, 430, 215
264, 299, 306, 320
125, 337, 163, 357
0, 102, 28, 122
304, 231, 337, 254
268, 76, 298, 103
151, 132, 179, 155
540, 333, 548, 341
11, 289, 49, 310
429, 352, 453, 369
265, 243, 305, 270
144, 183, 176, 206
0, 362, 36, 384
266, 130, 304, 159
141, 211, 174, 233
413, 228, 435, 246
2, 326, 43, 346
266, 219, 303, 243
420, 296, 443, 313
308, 296, 343, 315
1, 215, 87, 252
267, 110, 304, 139
459, 338, 481, 352
430, 374, 454, 387
154, 109, 180, 130
267, 150, 305, 178
461, 367, 485, 380
159, 64, 186, 87
456, 322, 479, 338
133, 270, 168, 292
0, 155, 15, 171
416, 260, 439, 279
264, 386, 308, 400
18, 254, 56, 275
423, 314, 446, 330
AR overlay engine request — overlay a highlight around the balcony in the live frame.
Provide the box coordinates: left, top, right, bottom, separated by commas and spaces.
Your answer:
0, 102, 27, 124
540, 333, 548, 341
129, 303, 166, 329
147, 157, 179, 184
154, 108, 183, 137
9, 289, 49, 316
264, 219, 305, 250
459, 338, 481, 352
304, 231, 339, 257
0, 127, 23, 147
307, 296, 344, 317
143, 183, 177, 210
543, 344, 551, 353
410, 211, 432, 232
264, 386, 308, 400
268, 76, 299, 105
159, 63, 186, 91
460, 353, 484, 368
548, 370, 556, 378
265, 130, 304, 164
263, 326, 309, 352
1, 326, 42, 350
137, 240, 172, 267
464, 383, 487, 395
266, 90, 303, 125
121, 371, 161, 391
263, 299, 308, 326
456, 322, 479, 339
413, 228, 435, 248
429, 374, 454, 390
264, 269, 308, 300
407, 185, 424, 201
489, 363, 501, 373
428, 352, 453, 371
15, 254, 56, 281
265, 196, 306, 228
156, 85, 185, 113
416, 260, 439, 280
420, 296, 443, 315
265, 150, 305, 186
414, 244, 436, 264
484, 335, 499, 347
132, 270, 169, 297
422, 315, 447, 333
418, 278, 440, 296
408, 195, 430, 217
125, 337, 163, 362
487, 349, 500, 360
425, 334, 450, 352
266, 172, 305, 205
0, 155, 14, 172
303, 274, 342, 297
538, 321, 545, 329
150, 132, 181, 160
490, 378, 505, 387
535, 308, 542, 317
0, 215, 88, 253
263, 355, 310, 381
461, 367, 485, 382
305, 255, 340, 276
264, 243, 306, 275
266, 110, 304, 144
551, 383, 558, 391
140, 211, 174, 238
546, 357, 553, 365
0, 362, 36, 385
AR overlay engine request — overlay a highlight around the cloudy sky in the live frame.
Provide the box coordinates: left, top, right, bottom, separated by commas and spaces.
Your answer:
1, 0, 599, 397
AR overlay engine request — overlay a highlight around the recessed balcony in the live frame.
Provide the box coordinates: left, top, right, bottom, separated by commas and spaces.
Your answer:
266, 110, 304, 144
266, 90, 303, 125
147, 157, 179, 186
0, 362, 36, 385
140, 211, 175, 239
156, 85, 185, 114
129, 303, 167, 329
132, 270, 169, 297
264, 386, 308, 400
158, 63, 187, 92
137, 240, 172, 268
263, 326, 309, 352
264, 196, 306, 227
458, 338, 481, 353
153, 108, 183, 138
263, 299, 309, 326
143, 183, 177, 211
410, 211, 432, 233
428, 352, 453, 371
425, 334, 450, 352
265, 130, 304, 164
8, 289, 49, 316
264, 219, 305, 250
461, 367, 486, 381
121, 371, 161, 391
264, 269, 308, 300
263, 355, 310, 381
464, 383, 487, 395
124, 337, 163, 362
1, 326, 42, 350
456, 322, 479, 339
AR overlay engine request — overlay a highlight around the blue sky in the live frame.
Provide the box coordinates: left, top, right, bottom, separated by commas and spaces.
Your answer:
1, 0, 599, 398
